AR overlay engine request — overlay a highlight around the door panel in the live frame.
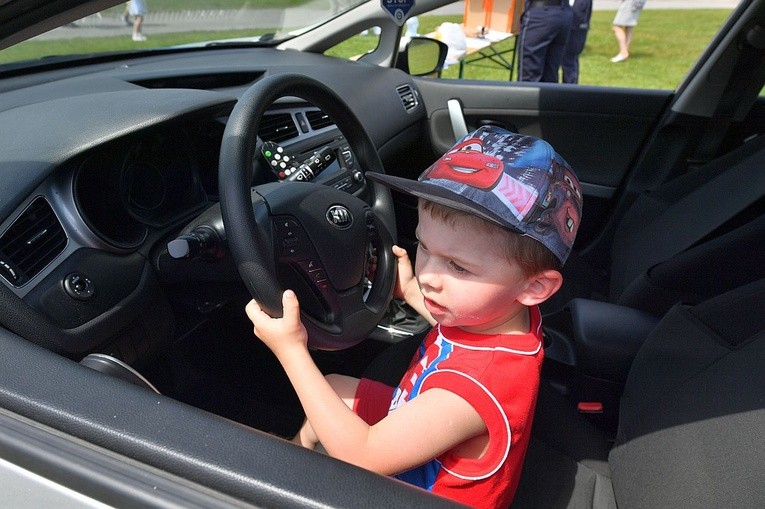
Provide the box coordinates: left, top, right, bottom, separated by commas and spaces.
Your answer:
418, 79, 671, 190
397, 79, 673, 250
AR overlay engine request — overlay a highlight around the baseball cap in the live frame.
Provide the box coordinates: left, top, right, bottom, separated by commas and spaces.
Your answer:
366, 126, 582, 264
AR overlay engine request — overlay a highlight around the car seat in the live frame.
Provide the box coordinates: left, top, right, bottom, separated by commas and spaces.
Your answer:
511, 278, 765, 508
547, 133, 765, 317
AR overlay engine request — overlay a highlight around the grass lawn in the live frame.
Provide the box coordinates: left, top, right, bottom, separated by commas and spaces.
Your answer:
567, 9, 730, 88
2, 6, 733, 90
333, 9, 733, 89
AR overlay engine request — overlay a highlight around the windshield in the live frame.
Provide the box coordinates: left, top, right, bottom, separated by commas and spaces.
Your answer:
0, 0, 368, 69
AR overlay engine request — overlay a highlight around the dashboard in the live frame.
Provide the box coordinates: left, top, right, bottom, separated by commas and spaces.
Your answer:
0, 47, 425, 360
70, 106, 364, 254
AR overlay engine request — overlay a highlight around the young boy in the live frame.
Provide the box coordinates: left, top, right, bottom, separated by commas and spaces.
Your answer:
245, 126, 582, 508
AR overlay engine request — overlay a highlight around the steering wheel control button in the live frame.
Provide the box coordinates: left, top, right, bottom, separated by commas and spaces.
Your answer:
297, 259, 329, 292
274, 218, 308, 258
298, 259, 320, 271
274, 218, 299, 236
364, 210, 379, 240
64, 272, 95, 300
282, 236, 299, 251
309, 269, 326, 282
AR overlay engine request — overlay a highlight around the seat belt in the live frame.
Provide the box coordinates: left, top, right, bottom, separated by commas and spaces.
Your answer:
692, 23, 765, 165
630, 144, 765, 271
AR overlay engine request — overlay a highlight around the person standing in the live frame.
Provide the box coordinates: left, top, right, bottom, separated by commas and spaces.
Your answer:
517, 0, 573, 82
610, 0, 646, 62
128, 0, 148, 42
560, 0, 593, 83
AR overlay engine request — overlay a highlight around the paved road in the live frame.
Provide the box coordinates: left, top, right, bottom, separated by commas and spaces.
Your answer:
39, 0, 739, 41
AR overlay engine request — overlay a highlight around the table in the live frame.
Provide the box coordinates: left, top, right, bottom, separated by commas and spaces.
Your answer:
458, 29, 517, 81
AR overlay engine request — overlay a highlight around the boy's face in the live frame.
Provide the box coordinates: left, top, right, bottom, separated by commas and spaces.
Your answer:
414, 209, 534, 335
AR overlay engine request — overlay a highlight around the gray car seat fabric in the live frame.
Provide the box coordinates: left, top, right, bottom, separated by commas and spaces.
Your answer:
615, 212, 765, 315
513, 278, 765, 508
548, 134, 765, 316
608, 278, 765, 508
510, 381, 616, 509
608, 135, 765, 310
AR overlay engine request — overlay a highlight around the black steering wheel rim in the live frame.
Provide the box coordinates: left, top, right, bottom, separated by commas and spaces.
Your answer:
219, 73, 396, 350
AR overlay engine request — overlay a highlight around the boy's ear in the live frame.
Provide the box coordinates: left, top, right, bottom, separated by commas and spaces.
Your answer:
517, 270, 564, 306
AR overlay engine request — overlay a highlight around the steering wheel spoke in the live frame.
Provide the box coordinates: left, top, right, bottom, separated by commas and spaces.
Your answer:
219, 73, 396, 350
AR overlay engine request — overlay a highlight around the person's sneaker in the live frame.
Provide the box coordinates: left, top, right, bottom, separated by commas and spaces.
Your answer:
610, 54, 629, 63
132, 33, 147, 42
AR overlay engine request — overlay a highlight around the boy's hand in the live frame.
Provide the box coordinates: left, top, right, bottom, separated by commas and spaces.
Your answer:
392, 245, 436, 325
245, 290, 308, 358
392, 245, 416, 301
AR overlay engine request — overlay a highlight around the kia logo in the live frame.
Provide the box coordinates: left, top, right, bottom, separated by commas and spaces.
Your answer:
326, 205, 353, 229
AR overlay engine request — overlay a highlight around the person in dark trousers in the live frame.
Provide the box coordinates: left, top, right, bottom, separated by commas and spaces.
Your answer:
561, 0, 593, 83
517, 0, 573, 82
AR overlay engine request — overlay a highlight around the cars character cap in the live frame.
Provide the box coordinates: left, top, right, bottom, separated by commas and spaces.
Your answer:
367, 126, 582, 264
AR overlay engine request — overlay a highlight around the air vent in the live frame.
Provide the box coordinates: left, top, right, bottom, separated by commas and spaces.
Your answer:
397, 85, 418, 112
305, 110, 335, 131
0, 197, 67, 287
258, 113, 299, 143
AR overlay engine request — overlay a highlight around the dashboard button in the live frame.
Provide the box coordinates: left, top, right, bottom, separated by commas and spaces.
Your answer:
64, 272, 95, 301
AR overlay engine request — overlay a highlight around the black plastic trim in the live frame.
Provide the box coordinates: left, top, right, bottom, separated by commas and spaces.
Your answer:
0, 328, 464, 508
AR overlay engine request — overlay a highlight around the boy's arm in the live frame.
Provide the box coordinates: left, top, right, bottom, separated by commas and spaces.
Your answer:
392, 245, 436, 325
246, 291, 484, 475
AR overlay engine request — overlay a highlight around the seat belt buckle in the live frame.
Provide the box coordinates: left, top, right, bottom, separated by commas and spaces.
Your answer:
577, 401, 603, 413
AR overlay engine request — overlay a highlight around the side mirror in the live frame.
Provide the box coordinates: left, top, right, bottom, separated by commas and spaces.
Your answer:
397, 37, 448, 77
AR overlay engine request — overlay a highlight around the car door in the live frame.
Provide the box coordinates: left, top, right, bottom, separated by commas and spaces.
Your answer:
388, 0, 763, 268
384, 0, 764, 435
407, 79, 672, 252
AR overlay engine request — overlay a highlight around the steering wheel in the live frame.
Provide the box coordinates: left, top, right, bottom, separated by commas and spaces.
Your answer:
218, 73, 396, 350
